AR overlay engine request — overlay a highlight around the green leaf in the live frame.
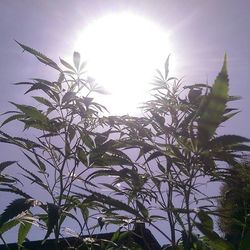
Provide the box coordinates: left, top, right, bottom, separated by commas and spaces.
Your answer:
18, 221, 32, 249
10, 102, 48, 123
198, 55, 229, 144
197, 210, 213, 231
206, 238, 235, 250
32, 96, 53, 107
0, 219, 19, 234
1, 114, 26, 127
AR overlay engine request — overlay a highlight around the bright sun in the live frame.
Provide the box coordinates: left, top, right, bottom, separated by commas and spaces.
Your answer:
74, 12, 173, 115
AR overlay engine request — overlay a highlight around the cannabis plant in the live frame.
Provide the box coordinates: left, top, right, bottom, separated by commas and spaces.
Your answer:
0, 42, 128, 249
0, 43, 250, 250
81, 56, 250, 249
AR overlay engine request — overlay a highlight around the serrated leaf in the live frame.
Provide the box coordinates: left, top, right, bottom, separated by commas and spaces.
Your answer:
0, 184, 31, 199
0, 161, 16, 173
145, 151, 165, 164
16, 41, 61, 71
10, 102, 48, 123
1, 114, 26, 127
209, 135, 250, 148
84, 191, 141, 218
32, 96, 53, 107
17, 163, 47, 189
22, 152, 41, 170
0, 199, 35, 227
0, 219, 19, 234
24, 82, 51, 95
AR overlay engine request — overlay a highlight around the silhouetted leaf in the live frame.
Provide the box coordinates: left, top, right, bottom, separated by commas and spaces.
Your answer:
0, 161, 16, 173
1, 114, 26, 127
16, 41, 61, 71
197, 210, 213, 231
0, 184, 31, 199
62, 91, 76, 104
0, 199, 35, 227
43, 203, 59, 241
136, 200, 149, 218
145, 151, 165, 163
209, 135, 250, 148
84, 191, 141, 218
32, 96, 53, 107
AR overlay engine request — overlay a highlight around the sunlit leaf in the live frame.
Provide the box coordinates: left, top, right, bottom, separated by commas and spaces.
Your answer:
198, 55, 229, 144
73, 52, 80, 70
18, 221, 32, 249
164, 55, 170, 79
0, 219, 19, 234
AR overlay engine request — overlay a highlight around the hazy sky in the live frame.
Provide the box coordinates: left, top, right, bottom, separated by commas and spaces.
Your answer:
0, 0, 250, 244
1, 0, 250, 134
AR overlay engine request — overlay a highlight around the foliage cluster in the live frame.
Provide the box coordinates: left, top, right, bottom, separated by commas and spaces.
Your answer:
218, 159, 250, 249
0, 43, 250, 250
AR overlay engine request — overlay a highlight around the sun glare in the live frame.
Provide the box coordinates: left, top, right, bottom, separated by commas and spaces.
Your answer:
74, 12, 173, 115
